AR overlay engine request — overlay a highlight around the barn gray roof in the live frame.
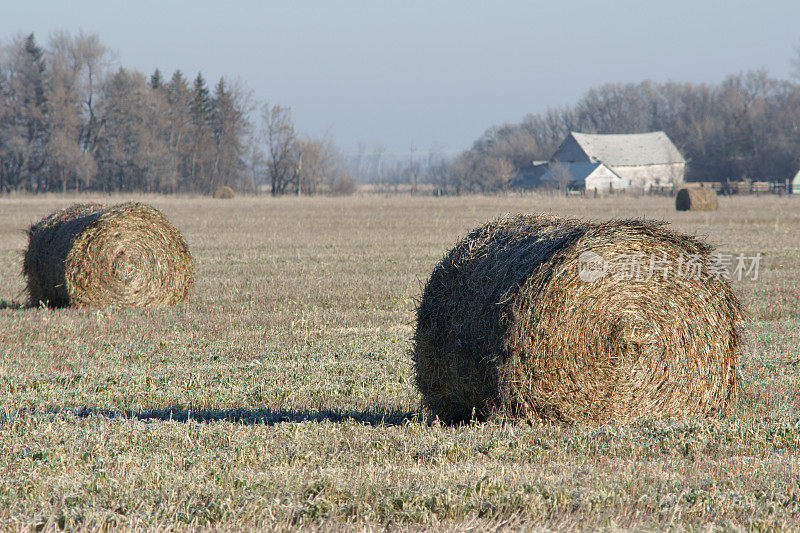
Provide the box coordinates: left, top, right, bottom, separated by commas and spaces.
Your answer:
556, 131, 685, 166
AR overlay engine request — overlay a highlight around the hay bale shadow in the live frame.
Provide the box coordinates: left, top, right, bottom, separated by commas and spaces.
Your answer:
0, 300, 30, 310
72, 406, 416, 427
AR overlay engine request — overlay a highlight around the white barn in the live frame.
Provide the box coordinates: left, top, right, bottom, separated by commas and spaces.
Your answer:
539, 162, 629, 193
551, 131, 686, 190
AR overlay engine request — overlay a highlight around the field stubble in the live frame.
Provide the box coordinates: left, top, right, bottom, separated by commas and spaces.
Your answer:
1, 193, 799, 530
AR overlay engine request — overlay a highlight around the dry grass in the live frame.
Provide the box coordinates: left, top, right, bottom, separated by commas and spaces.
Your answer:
1, 193, 799, 530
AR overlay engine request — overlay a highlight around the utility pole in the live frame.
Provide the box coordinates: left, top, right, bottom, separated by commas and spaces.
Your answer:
295, 151, 303, 196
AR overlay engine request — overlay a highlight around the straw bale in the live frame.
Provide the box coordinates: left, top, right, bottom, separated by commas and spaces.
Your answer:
23, 202, 193, 307
413, 214, 743, 424
213, 186, 235, 199
676, 187, 718, 211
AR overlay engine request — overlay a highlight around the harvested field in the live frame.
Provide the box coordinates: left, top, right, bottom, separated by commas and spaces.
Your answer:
1, 193, 799, 531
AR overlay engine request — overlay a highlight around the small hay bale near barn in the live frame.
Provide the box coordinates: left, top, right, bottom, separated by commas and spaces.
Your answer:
676, 187, 718, 211
23, 202, 193, 308
413, 214, 743, 425
213, 186, 235, 199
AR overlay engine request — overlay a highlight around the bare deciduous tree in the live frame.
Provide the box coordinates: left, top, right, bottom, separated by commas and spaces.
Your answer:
95, 68, 178, 192
46, 37, 96, 191
548, 163, 573, 195
297, 136, 355, 195
260, 103, 298, 195
49, 31, 112, 162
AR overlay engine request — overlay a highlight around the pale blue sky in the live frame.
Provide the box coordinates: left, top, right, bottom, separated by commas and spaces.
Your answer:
2, 1, 799, 154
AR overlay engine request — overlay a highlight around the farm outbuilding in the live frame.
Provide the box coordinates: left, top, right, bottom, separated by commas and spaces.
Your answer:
539, 162, 629, 193
510, 161, 549, 189
551, 131, 686, 191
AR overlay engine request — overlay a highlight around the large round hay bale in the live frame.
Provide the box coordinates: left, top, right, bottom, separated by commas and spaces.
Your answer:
213, 186, 235, 199
413, 214, 743, 425
23, 202, 193, 308
676, 187, 718, 211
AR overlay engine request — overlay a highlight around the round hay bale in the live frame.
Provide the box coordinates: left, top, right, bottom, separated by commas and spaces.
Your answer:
676, 187, 718, 211
213, 186, 235, 199
413, 214, 743, 425
23, 202, 194, 308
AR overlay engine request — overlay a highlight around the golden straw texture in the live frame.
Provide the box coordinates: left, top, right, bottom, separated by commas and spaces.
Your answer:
413, 214, 743, 425
23, 202, 193, 308
676, 187, 718, 211
213, 186, 235, 199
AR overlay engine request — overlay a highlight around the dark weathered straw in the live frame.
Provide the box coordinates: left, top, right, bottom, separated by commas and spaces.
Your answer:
23, 202, 194, 308
676, 187, 718, 211
213, 186, 235, 199
413, 214, 743, 425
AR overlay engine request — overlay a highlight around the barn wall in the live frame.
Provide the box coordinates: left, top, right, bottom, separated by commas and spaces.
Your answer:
610, 163, 685, 190
585, 167, 628, 193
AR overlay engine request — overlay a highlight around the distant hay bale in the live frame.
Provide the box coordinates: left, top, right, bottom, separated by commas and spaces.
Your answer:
676, 187, 718, 211
23, 202, 193, 308
413, 214, 743, 425
213, 186, 235, 199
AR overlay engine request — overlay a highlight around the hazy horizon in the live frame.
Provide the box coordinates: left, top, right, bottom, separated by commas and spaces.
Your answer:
3, 1, 799, 155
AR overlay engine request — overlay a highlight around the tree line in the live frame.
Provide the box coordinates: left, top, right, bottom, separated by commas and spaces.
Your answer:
5, 31, 799, 196
432, 70, 800, 194
0, 32, 354, 195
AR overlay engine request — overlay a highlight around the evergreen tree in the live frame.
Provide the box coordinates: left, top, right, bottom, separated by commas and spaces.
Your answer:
167, 70, 190, 107
188, 72, 214, 191
164, 70, 195, 190
191, 72, 213, 125
0, 33, 49, 191
23, 33, 47, 108
149, 68, 163, 90
211, 77, 244, 189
